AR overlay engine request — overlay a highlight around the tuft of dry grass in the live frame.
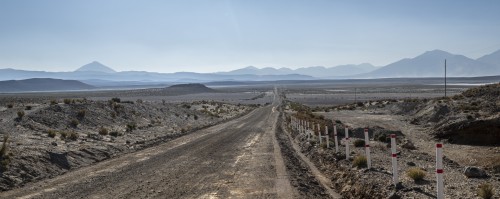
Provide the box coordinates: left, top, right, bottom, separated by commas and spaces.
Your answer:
47, 130, 57, 138
406, 167, 426, 182
478, 183, 494, 199
77, 109, 86, 119
17, 111, 25, 119
99, 127, 108, 135
126, 123, 137, 132
353, 155, 367, 168
69, 119, 79, 128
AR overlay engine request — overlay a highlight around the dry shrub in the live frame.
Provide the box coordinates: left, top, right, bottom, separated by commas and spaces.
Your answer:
70, 119, 79, 127
60, 131, 67, 139
77, 109, 86, 119
99, 127, 108, 135
406, 167, 426, 182
47, 130, 57, 138
68, 132, 78, 141
126, 123, 137, 132
353, 155, 367, 168
17, 111, 25, 119
478, 183, 494, 199
63, 99, 72, 104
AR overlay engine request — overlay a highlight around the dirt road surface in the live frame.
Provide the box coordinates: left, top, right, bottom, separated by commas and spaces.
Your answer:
0, 102, 300, 199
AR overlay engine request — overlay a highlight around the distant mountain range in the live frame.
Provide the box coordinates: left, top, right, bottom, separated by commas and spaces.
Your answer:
217, 63, 376, 77
220, 49, 500, 78
0, 67, 315, 85
0, 78, 95, 92
363, 49, 500, 78
1, 49, 500, 87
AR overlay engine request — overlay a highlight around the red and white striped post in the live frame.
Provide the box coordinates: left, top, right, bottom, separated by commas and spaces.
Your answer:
436, 143, 444, 199
345, 126, 350, 159
390, 134, 398, 185
364, 128, 371, 169
325, 125, 329, 148
318, 123, 322, 144
334, 124, 339, 153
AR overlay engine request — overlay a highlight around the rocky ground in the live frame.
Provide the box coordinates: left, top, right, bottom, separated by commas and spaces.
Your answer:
0, 96, 258, 191
282, 83, 500, 198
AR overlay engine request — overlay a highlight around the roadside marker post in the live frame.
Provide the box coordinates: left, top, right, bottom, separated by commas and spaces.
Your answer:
390, 134, 398, 186
345, 126, 350, 159
334, 124, 339, 153
300, 120, 303, 134
436, 143, 444, 199
364, 128, 371, 169
300, 120, 302, 134
308, 122, 312, 140
296, 118, 298, 130
318, 123, 322, 144
306, 121, 309, 139
301, 120, 303, 134
303, 120, 306, 135
325, 125, 329, 149
294, 117, 297, 130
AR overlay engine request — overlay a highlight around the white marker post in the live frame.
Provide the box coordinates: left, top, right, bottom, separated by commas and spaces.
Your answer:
325, 125, 329, 148
390, 134, 398, 186
364, 128, 371, 169
306, 122, 311, 141
436, 143, 444, 199
300, 120, 302, 134
318, 123, 322, 144
334, 124, 339, 153
299, 120, 304, 134
345, 126, 350, 159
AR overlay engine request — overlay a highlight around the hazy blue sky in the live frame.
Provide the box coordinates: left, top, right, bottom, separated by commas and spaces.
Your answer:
1, 0, 500, 73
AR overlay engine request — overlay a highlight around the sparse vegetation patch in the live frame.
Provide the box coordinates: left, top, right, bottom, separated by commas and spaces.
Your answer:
478, 183, 494, 199
353, 155, 367, 168
406, 167, 426, 182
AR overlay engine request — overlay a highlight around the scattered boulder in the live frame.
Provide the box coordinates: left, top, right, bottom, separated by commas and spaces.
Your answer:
401, 139, 416, 150
464, 166, 487, 178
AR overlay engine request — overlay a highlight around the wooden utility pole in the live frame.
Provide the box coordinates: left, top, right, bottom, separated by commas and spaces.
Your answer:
445, 59, 447, 97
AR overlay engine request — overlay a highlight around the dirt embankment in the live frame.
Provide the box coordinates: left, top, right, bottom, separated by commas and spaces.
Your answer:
275, 114, 330, 198
0, 99, 254, 191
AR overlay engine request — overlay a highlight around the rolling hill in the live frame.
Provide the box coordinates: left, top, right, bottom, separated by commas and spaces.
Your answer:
0, 78, 95, 92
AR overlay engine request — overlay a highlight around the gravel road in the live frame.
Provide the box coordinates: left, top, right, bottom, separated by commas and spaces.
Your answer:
0, 101, 299, 198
